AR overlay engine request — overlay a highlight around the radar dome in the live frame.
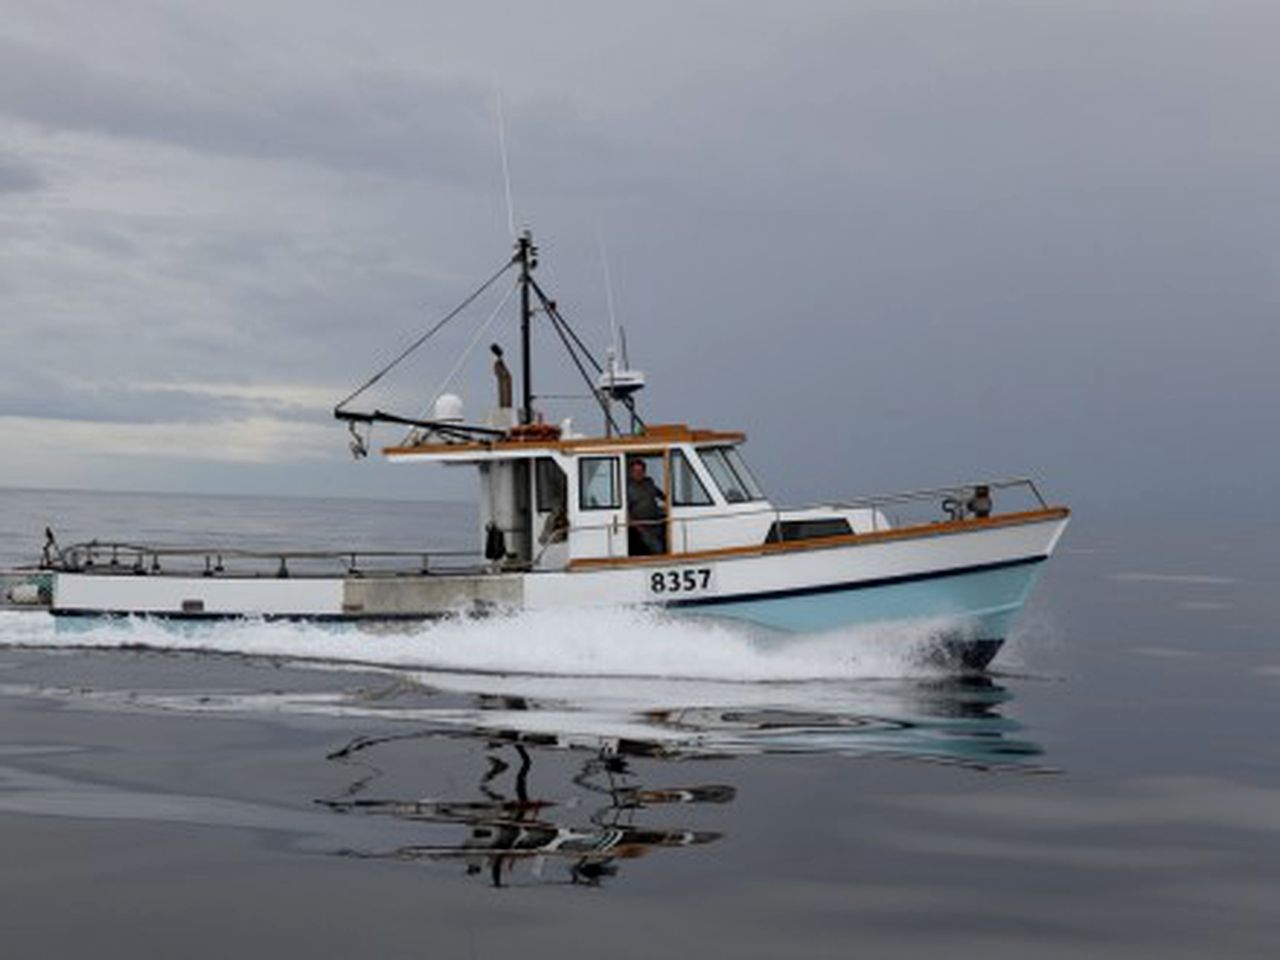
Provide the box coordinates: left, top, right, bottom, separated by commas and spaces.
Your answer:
433, 393, 464, 423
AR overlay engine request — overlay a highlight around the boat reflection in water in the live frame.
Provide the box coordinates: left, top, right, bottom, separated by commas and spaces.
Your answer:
314, 672, 1049, 887
324, 735, 729, 887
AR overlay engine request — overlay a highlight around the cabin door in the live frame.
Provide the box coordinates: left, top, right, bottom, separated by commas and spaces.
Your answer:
571, 455, 627, 559
532, 457, 569, 570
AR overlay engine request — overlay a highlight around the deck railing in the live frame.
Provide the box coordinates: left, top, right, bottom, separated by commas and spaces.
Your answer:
561, 476, 1052, 559
840, 476, 1042, 506
45, 543, 483, 579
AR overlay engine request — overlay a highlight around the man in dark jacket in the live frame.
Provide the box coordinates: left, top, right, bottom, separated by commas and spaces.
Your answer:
627, 458, 666, 555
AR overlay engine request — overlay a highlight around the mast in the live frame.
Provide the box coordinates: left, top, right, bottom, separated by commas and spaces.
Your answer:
516, 229, 536, 425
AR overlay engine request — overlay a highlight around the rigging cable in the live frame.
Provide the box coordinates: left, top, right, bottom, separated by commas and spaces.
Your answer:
399, 278, 517, 445
533, 284, 624, 437
529, 278, 604, 374
334, 257, 516, 413
530, 276, 646, 430
424, 278, 518, 414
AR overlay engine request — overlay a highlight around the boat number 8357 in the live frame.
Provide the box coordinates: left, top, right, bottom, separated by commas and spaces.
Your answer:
649, 567, 713, 594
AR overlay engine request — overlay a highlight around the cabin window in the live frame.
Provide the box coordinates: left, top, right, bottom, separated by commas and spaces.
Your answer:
579, 457, 620, 510
698, 446, 765, 503
765, 518, 853, 543
536, 457, 567, 513
671, 449, 713, 506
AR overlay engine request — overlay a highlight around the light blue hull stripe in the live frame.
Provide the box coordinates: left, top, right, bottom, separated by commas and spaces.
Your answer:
675, 560, 1045, 635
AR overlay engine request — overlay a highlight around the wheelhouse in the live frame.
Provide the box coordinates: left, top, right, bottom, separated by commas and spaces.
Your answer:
383, 423, 879, 571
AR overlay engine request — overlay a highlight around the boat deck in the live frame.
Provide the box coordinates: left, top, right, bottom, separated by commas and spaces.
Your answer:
2, 568, 52, 611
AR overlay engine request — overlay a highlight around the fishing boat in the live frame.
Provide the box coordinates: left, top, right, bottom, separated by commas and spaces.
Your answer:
11, 230, 1068, 668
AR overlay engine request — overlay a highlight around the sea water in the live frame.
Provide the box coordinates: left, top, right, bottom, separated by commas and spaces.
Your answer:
1, 488, 1278, 958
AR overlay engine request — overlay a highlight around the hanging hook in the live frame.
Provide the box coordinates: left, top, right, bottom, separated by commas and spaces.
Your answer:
348, 421, 369, 459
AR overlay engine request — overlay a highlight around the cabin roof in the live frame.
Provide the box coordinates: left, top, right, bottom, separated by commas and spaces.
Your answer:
382, 423, 747, 461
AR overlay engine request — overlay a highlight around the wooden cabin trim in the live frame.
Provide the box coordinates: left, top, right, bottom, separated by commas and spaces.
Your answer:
382, 423, 747, 459
384, 440, 492, 457
561, 428, 747, 451
566, 507, 1071, 571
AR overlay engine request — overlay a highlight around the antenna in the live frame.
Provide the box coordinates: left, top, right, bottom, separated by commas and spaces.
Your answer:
598, 232, 635, 365
593, 231, 644, 435
495, 90, 516, 239
598, 234, 620, 351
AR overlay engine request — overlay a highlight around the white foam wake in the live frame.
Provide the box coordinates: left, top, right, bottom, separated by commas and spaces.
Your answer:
0, 607, 962, 682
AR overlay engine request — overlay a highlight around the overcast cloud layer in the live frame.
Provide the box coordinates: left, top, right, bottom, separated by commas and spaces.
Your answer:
1, 0, 1276, 517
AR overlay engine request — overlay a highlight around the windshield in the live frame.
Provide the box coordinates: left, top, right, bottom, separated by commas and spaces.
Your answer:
721, 446, 765, 500
698, 446, 765, 503
671, 449, 713, 506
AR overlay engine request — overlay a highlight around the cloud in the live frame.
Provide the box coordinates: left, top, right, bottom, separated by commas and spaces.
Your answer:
0, 152, 45, 193
0, 28, 622, 192
0, 1, 1277, 505
0, 373, 341, 425
0, 414, 336, 465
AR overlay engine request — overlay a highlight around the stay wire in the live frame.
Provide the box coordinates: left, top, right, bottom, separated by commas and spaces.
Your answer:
530, 276, 646, 431
397, 279, 517, 444
534, 284, 624, 437
529, 277, 604, 374
424, 278, 518, 414
335, 257, 516, 412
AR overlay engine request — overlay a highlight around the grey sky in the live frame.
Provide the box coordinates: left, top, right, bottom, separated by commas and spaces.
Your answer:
1, 1, 1276, 517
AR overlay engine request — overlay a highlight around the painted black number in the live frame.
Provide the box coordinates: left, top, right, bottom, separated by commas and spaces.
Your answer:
648, 567, 713, 594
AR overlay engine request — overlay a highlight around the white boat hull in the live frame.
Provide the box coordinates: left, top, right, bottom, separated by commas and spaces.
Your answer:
49, 514, 1066, 668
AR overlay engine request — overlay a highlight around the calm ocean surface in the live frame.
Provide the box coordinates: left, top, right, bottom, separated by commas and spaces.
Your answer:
1, 488, 1278, 958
